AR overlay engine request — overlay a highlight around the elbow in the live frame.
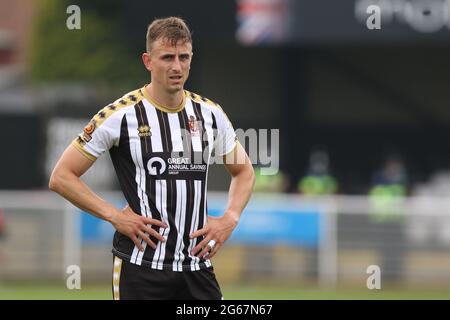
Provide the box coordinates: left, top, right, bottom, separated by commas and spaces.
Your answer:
48, 170, 62, 193
48, 173, 58, 192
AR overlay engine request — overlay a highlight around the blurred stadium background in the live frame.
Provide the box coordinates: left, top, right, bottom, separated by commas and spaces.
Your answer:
2, 0, 450, 299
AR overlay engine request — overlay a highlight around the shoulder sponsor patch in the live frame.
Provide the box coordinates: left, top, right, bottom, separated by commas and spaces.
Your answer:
82, 120, 96, 142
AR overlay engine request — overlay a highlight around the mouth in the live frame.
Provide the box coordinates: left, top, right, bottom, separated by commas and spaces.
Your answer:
169, 75, 183, 81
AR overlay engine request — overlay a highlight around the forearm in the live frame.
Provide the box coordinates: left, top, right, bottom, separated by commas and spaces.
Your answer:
224, 166, 255, 224
49, 171, 118, 223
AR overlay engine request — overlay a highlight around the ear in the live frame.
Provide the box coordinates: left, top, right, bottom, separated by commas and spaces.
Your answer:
142, 52, 152, 72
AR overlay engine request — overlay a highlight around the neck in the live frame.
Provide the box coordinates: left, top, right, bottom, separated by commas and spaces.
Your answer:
146, 83, 184, 110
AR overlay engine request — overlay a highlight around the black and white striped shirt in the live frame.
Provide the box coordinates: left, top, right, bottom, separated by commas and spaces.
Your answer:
72, 85, 236, 271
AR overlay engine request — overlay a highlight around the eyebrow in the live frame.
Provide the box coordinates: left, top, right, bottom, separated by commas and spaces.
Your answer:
160, 52, 190, 57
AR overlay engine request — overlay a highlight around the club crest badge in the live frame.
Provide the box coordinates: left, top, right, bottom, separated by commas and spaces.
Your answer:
188, 115, 200, 136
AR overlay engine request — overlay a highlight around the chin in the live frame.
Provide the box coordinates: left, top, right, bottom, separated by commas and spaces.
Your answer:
167, 85, 184, 93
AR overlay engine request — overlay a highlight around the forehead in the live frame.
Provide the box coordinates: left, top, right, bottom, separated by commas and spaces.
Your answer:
152, 38, 192, 54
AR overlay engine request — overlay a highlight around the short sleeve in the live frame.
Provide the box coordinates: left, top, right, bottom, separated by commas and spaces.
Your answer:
213, 107, 237, 157
72, 110, 121, 161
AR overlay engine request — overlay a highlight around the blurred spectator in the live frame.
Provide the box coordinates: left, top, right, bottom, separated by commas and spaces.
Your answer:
369, 153, 408, 282
253, 167, 286, 193
369, 154, 408, 223
297, 148, 338, 195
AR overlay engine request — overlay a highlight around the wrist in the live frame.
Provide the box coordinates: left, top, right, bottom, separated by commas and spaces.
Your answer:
224, 210, 240, 227
102, 205, 120, 224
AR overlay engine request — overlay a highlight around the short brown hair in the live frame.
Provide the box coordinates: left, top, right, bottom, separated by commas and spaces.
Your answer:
146, 17, 192, 52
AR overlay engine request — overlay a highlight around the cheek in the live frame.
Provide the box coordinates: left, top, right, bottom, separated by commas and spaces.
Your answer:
154, 66, 166, 75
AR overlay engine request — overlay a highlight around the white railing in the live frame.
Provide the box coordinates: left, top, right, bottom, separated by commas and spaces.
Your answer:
1, 191, 450, 287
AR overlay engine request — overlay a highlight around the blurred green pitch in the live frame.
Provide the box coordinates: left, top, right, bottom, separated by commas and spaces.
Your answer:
1, 284, 450, 300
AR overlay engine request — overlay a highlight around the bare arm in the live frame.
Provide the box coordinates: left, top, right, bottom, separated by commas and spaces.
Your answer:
49, 144, 167, 251
190, 141, 255, 258
49, 145, 115, 221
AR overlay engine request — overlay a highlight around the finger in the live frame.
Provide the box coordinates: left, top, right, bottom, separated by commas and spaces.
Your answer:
209, 243, 221, 259
190, 227, 208, 239
145, 226, 166, 242
137, 231, 156, 250
192, 237, 210, 256
130, 234, 144, 252
199, 245, 212, 259
143, 217, 168, 228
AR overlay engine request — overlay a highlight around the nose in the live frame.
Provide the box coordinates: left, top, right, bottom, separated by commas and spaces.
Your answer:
171, 57, 182, 72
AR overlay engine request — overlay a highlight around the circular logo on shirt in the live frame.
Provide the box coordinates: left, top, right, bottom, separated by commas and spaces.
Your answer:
147, 157, 166, 175
83, 120, 96, 135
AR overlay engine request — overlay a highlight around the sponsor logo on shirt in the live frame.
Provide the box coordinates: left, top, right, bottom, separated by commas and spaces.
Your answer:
138, 125, 152, 137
